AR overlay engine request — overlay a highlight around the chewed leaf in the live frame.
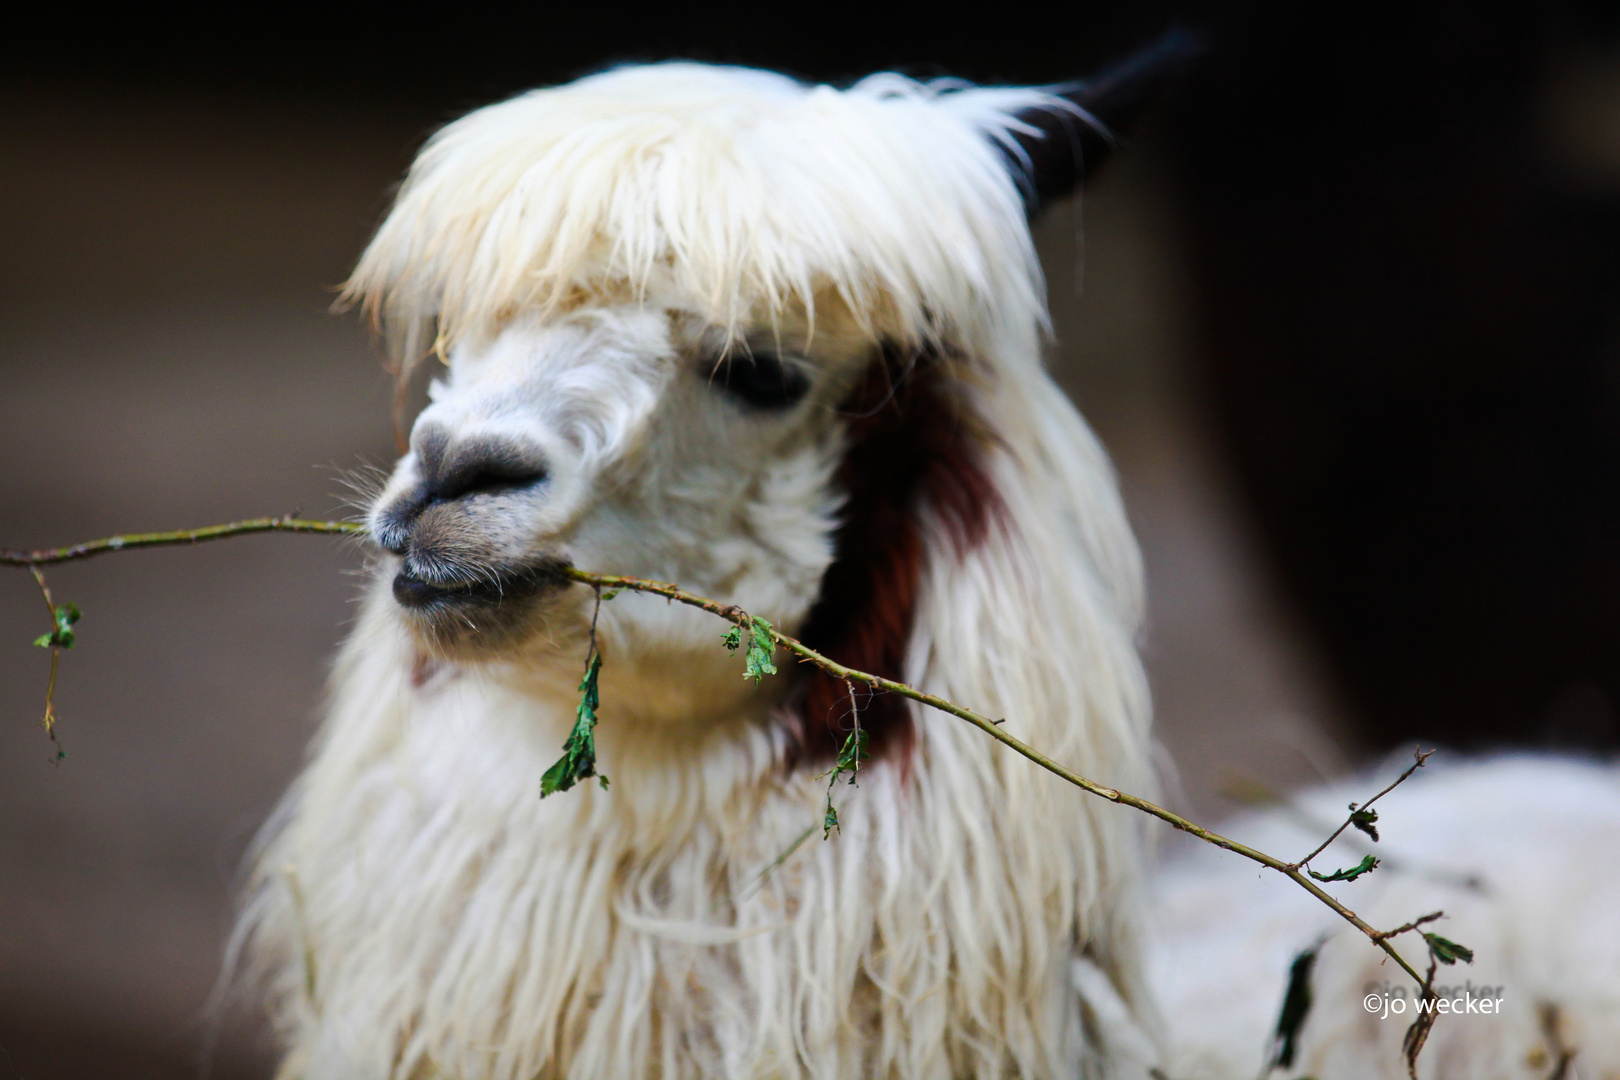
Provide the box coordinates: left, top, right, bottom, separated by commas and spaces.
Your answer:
720, 615, 777, 681
743, 617, 777, 683
831, 726, 870, 782
821, 726, 869, 838
1422, 932, 1474, 965
33, 602, 81, 649
1308, 854, 1379, 882
1349, 804, 1380, 842
540, 651, 607, 796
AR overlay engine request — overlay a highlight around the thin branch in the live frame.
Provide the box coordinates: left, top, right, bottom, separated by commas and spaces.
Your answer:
726, 822, 818, 908
27, 565, 66, 761
556, 565, 1431, 989
845, 678, 861, 782
0, 522, 1434, 993
586, 583, 604, 672
3, 516, 356, 763
1219, 771, 1486, 893
0, 516, 363, 567
1291, 747, 1436, 871
27, 565, 57, 621
1373, 911, 1445, 944
1404, 950, 1443, 1078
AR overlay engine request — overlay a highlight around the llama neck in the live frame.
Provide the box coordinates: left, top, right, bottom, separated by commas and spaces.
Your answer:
252, 488, 1156, 1078
320, 586, 793, 848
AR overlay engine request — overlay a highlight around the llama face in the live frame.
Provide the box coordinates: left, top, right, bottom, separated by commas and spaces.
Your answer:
369, 303, 871, 667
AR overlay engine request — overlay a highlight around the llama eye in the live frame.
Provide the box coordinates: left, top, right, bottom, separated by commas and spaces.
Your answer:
709, 351, 812, 411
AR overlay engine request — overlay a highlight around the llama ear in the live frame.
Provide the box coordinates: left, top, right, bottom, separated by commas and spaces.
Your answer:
1005, 27, 1206, 212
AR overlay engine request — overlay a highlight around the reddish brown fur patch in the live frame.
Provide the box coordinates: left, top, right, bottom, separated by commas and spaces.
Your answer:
789, 343, 999, 770
410, 651, 457, 690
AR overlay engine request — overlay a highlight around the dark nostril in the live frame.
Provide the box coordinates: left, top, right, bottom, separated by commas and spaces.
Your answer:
427, 464, 548, 505
422, 436, 548, 505
379, 438, 546, 553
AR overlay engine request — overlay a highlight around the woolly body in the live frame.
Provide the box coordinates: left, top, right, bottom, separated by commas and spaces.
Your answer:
240, 63, 1158, 1078
1150, 755, 1620, 1079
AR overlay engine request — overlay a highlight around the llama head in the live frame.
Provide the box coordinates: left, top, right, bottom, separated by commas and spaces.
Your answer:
351, 42, 1192, 742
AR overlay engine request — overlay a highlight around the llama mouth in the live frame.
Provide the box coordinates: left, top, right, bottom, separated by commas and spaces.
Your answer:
390, 562, 562, 612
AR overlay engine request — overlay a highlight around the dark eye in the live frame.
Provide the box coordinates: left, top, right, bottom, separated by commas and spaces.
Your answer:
710, 350, 812, 411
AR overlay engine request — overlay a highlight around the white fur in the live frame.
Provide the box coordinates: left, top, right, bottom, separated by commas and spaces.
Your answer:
236, 60, 1619, 1080
1149, 755, 1620, 1079
343, 63, 1061, 367
239, 63, 1158, 1079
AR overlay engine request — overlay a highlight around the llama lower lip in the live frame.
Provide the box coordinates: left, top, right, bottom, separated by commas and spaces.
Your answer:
392, 572, 476, 607
391, 565, 556, 610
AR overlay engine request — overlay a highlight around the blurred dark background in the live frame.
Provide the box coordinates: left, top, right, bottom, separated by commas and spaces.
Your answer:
3, 3, 1618, 1075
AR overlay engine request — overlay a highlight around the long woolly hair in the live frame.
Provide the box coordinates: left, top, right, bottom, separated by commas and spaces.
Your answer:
236, 62, 1161, 1080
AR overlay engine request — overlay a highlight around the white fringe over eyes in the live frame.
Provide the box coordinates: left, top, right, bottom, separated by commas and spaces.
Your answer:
344, 63, 1067, 361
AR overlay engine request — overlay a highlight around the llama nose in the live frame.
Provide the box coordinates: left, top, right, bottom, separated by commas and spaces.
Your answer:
375, 433, 549, 555
422, 451, 549, 505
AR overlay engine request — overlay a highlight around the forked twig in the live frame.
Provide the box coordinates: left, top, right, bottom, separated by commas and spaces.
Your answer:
1291, 747, 1436, 872
26, 565, 68, 761
1373, 910, 1445, 944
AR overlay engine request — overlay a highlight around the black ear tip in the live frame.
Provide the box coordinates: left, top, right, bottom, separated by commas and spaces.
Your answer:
1009, 26, 1210, 211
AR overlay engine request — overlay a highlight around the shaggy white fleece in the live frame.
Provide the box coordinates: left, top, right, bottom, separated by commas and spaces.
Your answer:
343, 62, 1073, 370
1150, 754, 1620, 1079
237, 62, 1160, 1080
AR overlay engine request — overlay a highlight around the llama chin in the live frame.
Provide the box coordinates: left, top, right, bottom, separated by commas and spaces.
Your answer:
231, 48, 1184, 1080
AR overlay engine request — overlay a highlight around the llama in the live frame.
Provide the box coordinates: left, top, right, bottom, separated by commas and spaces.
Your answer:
237, 41, 1196, 1080
228, 34, 1620, 1079
1149, 753, 1620, 1079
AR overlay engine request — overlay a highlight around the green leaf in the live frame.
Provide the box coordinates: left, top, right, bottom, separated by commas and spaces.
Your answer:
821, 726, 870, 838
743, 617, 777, 683
1422, 932, 1474, 965
540, 651, 608, 797
1270, 945, 1318, 1071
600, 587, 623, 601
831, 726, 870, 781
1349, 804, 1379, 842
33, 602, 82, 649
1308, 854, 1379, 882
722, 616, 778, 682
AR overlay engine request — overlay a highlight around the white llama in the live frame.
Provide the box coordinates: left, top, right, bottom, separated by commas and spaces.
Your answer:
1149, 752, 1620, 1079
237, 41, 1196, 1080
229, 36, 1620, 1079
